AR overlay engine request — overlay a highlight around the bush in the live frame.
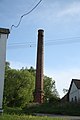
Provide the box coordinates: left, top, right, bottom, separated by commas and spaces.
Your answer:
4, 107, 23, 115
23, 102, 80, 116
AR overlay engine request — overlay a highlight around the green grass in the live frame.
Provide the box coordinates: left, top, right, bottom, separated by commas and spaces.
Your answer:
23, 102, 80, 116
3, 102, 80, 117
0, 114, 64, 120
2, 102, 80, 120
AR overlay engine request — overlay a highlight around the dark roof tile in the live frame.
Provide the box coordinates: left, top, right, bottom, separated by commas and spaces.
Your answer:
68, 79, 80, 94
73, 79, 80, 89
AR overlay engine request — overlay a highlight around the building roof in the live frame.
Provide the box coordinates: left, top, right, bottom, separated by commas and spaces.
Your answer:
0, 28, 10, 34
61, 79, 80, 102
68, 79, 80, 94
73, 79, 80, 89
61, 93, 69, 102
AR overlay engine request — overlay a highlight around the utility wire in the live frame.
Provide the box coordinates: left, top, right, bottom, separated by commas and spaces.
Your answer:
10, 0, 43, 31
8, 36, 80, 45
45, 37, 80, 46
45, 36, 80, 42
7, 36, 80, 49
8, 41, 35, 45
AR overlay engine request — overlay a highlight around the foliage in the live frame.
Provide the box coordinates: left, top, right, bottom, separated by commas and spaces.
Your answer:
4, 62, 35, 107
54, 102, 80, 116
23, 103, 59, 114
44, 76, 59, 103
26, 67, 59, 103
4, 107, 23, 115
23, 102, 80, 116
0, 114, 63, 120
4, 103, 80, 116
28, 66, 36, 76
3, 62, 59, 107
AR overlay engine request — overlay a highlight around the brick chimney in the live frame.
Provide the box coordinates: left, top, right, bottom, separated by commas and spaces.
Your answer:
34, 29, 44, 103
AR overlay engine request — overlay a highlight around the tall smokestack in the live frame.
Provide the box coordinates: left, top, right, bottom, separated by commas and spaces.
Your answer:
34, 29, 44, 103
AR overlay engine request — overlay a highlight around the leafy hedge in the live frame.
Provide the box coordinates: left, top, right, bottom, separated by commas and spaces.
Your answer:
23, 102, 80, 116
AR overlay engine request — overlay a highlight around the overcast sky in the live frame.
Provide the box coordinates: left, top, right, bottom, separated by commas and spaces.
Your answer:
1, 0, 80, 97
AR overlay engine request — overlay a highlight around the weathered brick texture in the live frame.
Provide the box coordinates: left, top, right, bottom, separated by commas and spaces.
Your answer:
34, 29, 44, 103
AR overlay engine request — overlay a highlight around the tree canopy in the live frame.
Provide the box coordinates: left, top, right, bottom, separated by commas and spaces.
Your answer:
3, 62, 59, 107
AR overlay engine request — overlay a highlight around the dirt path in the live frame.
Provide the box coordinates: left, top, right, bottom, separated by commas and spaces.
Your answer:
34, 113, 80, 120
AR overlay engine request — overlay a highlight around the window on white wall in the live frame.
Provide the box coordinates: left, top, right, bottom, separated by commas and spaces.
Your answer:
72, 98, 73, 102
75, 96, 77, 102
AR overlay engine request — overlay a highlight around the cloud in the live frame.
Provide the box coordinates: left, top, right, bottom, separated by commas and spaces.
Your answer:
57, 2, 80, 17
28, 1, 80, 27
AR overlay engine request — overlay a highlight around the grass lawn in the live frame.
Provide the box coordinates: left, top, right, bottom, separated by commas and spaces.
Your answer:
2, 102, 80, 120
0, 114, 65, 120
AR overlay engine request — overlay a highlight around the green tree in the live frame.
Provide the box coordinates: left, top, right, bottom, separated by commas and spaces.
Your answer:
5, 62, 11, 70
28, 66, 36, 76
44, 76, 59, 103
27, 68, 59, 102
4, 63, 35, 107
4, 62, 59, 107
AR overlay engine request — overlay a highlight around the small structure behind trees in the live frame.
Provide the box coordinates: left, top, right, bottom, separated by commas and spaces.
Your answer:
61, 79, 80, 103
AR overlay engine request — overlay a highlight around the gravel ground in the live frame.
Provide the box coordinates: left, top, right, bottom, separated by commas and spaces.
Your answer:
34, 113, 80, 120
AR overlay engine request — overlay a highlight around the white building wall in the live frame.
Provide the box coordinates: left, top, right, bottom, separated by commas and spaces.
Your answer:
69, 82, 79, 102
78, 90, 80, 102
0, 34, 7, 109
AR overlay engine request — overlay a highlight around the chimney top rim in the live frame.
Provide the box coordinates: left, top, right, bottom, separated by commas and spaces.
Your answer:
38, 29, 44, 32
